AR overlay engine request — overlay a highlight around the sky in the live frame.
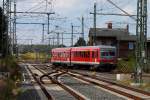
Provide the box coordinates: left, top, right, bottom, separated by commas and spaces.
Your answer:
0, 0, 150, 46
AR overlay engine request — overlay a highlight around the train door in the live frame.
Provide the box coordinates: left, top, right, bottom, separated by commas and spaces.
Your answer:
91, 49, 99, 64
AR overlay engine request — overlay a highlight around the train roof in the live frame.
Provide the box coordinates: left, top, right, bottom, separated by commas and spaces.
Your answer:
52, 45, 116, 51
72, 45, 116, 49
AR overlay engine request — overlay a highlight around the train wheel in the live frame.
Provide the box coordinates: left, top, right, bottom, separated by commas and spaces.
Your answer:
90, 65, 98, 71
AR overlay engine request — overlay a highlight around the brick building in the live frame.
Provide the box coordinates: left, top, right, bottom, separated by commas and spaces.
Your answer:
89, 23, 136, 58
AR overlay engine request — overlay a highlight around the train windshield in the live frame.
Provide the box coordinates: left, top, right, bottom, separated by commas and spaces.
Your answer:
101, 50, 115, 58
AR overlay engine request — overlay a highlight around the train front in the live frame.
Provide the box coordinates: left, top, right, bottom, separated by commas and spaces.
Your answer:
99, 47, 117, 71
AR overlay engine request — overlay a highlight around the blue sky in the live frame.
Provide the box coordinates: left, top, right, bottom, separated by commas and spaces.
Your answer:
0, 0, 150, 46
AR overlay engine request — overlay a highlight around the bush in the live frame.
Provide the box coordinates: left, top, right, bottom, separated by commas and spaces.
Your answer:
0, 79, 15, 100
0, 56, 21, 100
0, 56, 21, 81
117, 55, 136, 73
20, 52, 49, 63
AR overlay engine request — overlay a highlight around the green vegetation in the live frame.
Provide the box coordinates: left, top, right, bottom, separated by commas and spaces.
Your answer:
19, 44, 56, 54
74, 37, 86, 47
20, 52, 50, 63
117, 54, 150, 73
0, 56, 22, 100
117, 55, 136, 73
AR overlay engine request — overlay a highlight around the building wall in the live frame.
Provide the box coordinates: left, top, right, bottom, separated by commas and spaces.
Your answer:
89, 36, 135, 58
119, 41, 135, 58
95, 37, 116, 46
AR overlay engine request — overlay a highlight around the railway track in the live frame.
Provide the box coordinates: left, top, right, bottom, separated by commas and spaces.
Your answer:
26, 65, 53, 100
30, 64, 87, 100
69, 69, 150, 96
33, 64, 150, 100
33, 64, 126, 100
64, 70, 150, 100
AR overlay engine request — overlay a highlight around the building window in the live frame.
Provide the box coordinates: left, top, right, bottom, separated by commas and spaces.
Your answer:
128, 42, 134, 50
101, 40, 106, 45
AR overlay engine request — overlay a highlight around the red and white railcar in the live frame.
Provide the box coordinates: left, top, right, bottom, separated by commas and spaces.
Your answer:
51, 46, 117, 70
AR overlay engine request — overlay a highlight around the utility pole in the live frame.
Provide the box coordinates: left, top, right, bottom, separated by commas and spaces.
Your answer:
71, 24, 73, 46
52, 36, 55, 47
57, 32, 59, 46
62, 33, 63, 46
81, 16, 84, 39
16, 22, 46, 43
71, 24, 80, 46
134, 0, 147, 83
9, 0, 12, 52
90, 2, 97, 46
30, 39, 33, 50
42, 24, 45, 42
3, 0, 10, 56
10, 12, 55, 35
47, 13, 50, 34
13, 0, 17, 56
48, 38, 51, 46
93, 2, 96, 46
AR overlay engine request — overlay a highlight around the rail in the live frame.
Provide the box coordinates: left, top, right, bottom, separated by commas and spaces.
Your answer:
26, 65, 53, 100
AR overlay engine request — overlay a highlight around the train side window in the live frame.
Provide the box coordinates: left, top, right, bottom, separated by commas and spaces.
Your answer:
84, 51, 86, 58
87, 51, 90, 58
95, 51, 98, 58
84, 52, 85, 58
83, 51, 85, 58
84, 51, 87, 58
74, 52, 76, 57
74, 52, 75, 57
78, 51, 80, 57
92, 51, 94, 58
81, 51, 83, 58
76, 52, 77, 57
86, 51, 89, 58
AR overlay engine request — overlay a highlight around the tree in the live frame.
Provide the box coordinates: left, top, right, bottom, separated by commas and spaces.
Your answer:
0, 7, 8, 57
74, 37, 86, 47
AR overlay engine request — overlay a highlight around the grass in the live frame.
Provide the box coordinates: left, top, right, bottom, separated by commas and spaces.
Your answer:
118, 79, 150, 92
20, 52, 50, 63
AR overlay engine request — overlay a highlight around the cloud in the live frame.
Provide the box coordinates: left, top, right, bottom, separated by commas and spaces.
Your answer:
122, 5, 136, 15
54, 0, 78, 9
4, 0, 150, 44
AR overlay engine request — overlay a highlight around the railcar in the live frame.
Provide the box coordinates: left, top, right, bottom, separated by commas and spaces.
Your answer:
51, 46, 117, 71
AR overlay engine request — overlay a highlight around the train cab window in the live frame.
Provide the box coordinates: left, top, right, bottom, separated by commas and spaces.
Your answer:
109, 51, 115, 56
101, 51, 115, 57
101, 52, 109, 57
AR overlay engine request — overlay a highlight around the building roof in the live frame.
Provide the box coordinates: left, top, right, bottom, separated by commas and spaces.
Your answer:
89, 28, 136, 41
